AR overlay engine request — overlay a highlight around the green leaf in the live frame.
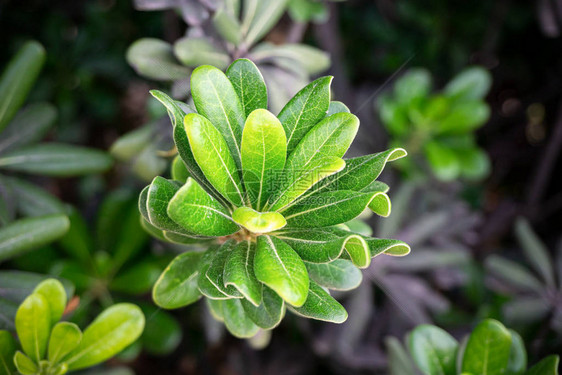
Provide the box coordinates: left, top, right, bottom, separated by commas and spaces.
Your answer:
126, 38, 190, 81
184, 113, 245, 206
241, 0, 289, 46
33, 279, 67, 327
146, 177, 184, 233
277, 76, 332, 154
57, 208, 92, 265
190, 65, 245, 169
232, 207, 286, 234
15, 293, 50, 362
0, 330, 17, 375
204, 241, 243, 299
438, 101, 490, 135
507, 329, 526, 375
13, 351, 37, 375
206, 299, 225, 322
110, 261, 161, 295
153, 251, 203, 309
424, 141, 460, 181
461, 319, 512, 375
485, 255, 544, 292
408, 324, 458, 375
305, 260, 362, 291
368, 192, 392, 217
64, 303, 145, 370
213, 6, 242, 45
444, 67, 492, 101
174, 37, 229, 70
223, 240, 262, 306
0, 41, 45, 132
0, 214, 69, 262
241, 108, 286, 209
362, 236, 411, 257
171, 156, 190, 183
0, 102, 56, 155
255, 235, 309, 307
140, 304, 181, 356
226, 59, 268, 117
283, 190, 376, 228
457, 147, 490, 180
48, 322, 82, 364
525, 355, 559, 375
0, 143, 113, 176
110, 125, 151, 162
221, 298, 259, 338
327, 101, 350, 116
395, 68, 432, 103
241, 286, 285, 329
386, 337, 416, 375
267, 156, 345, 212
111, 204, 149, 272
515, 218, 555, 288
290, 280, 347, 323
168, 178, 239, 236
250, 43, 330, 75
7, 177, 66, 217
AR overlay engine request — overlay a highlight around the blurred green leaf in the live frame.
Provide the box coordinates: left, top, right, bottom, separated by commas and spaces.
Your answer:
127, 38, 190, 81
507, 329, 527, 375
408, 324, 458, 375
0, 330, 17, 375
444, 67, 492, 101
221, 298, 259, 338
241, 0, 289, 46
15, 293, 50, 362
461, 319, 512, 375
424, 141, 460, 181
153, 251, 203, 309
174, 37, 229, 70
525, 355, 560, 375
33, 279, 66, 327
48, 322, 82, 365
140, 303, 181, 356
515, 218, 555, 287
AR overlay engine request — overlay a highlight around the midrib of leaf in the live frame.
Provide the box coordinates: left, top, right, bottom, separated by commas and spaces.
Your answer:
182, 202, 234, 222
32, 302, 41, 362
284, 81, 320, 148
287, 120, 341, 173
208, 82, 242, 165
256, 128, 267, 210
0, 354, 10, 374
284, 194, 360, 220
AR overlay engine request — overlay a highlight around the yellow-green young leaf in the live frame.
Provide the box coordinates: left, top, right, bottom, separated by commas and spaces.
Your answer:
48, 322, 82, 364
362, 237, 411, 258
168, 178, 239, 237
444, 66, 492, 101
461, 319, 512, 375
0, 214, 69, 262
285, 112, 359, 176
305, 260, 362, 291
255, 236, 309, 307
33, 279, 67, 327
278, 76, 332, 155
146, 177, 184, 233
226, 59, 268, 117
368, 192, 391, 217
407, 324, 459, 375
171, 156, 190, 183
204, 241, 243, 299
64, 303, 145, 370
0, 41, 45, 132
526, 355, 560, 375
290, 280, 347, 323
241, 109, 286, 210
424, 141, 460, 181
190, 66, 245, 169
15, 293, 51, 362
184, 113, 245, 206
241, 286, 285, 329
221, 298, 259, 338
173, 37, 229, 70
267, 157, 346, 212
438, 101, 490, 135
153, 251, 203, 309
223, 240, 263, 306
232, 207, 286, 234
0, 330, 17, 375
13, 351, 37, 375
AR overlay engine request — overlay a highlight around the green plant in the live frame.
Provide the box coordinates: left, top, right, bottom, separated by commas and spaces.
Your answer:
0, 278, 144, 375
387, 319, 560, 375
486, 217, 562, 335
377, 67, 492, 181
138, 58, 410, 338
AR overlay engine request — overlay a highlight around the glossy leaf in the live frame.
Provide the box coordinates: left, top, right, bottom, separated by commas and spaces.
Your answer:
16, 293, 50, 362
204, 241, 243, 298
184, 113, 245, 206
48, 322, 82, 364
278, 76, 332, 154
0, 143, 113, 177
226, 59, 268, 117
485, 255, 544, 292
0, 214, 69, 262
171, 155, 190, 183
174, 37, 229, 69
0, 41, 45, 132
13, 351, 37, 375
232, 207, 286, 234
168, 178, 239, 236
0, 330, 17, 375
290, 280, 347, 323
33, 279, 66, 327
461, 319, 512, 375
126, 38, 190, 81
222, 298, 259, 338
223, 240, 262, 306
241, 286, 285, 329
153, 251, 203, 309
255, 235, 309, 307
64, 303, 145, 370
146, 177, 184, 233
241, 108, 286, 209
408, 324, 458, 375
305, 259, 362, 291
526, 355, 560, 375
190, 65, 245, 169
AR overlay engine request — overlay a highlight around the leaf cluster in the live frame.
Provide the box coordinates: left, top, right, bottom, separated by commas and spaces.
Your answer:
377, 67, 492, 181
139, 59, 410, 337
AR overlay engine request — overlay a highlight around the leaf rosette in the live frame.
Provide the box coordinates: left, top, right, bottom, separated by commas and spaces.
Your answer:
141, 59, 410, 338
